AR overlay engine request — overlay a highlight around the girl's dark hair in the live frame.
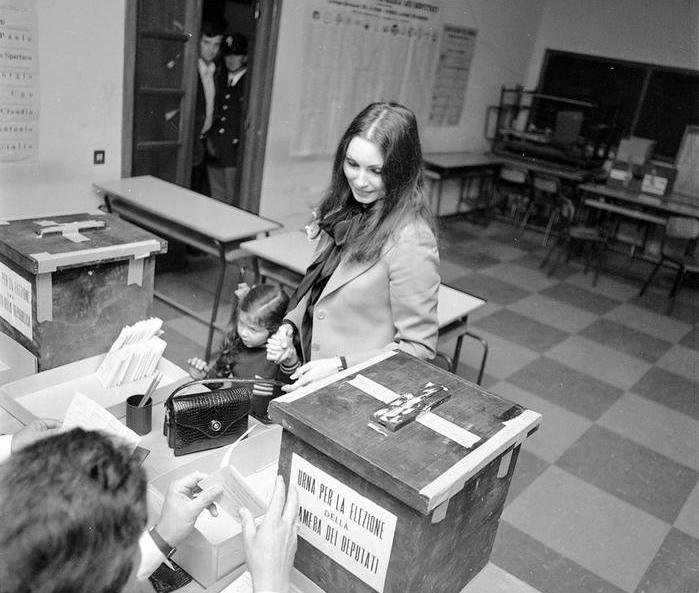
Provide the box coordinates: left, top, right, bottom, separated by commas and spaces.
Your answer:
317, 102, 435, 262
237, 283, 289, 332
212, 284, 289, 374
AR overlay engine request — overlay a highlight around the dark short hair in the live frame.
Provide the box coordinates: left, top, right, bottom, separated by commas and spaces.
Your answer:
201, 19, 226, 38
0, 429, 147, 593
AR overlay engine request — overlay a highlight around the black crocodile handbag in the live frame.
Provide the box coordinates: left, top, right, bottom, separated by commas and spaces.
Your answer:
163, 378, 282, 457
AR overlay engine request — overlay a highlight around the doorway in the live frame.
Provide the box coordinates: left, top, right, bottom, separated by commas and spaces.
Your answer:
123, 0, 282, 214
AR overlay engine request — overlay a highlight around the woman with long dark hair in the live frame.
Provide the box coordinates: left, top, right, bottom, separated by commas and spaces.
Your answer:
268, 102, 440, 390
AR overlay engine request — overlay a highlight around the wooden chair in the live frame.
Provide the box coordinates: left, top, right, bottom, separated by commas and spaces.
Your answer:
517, 173, 564, 246
638, 216, 699, 313
540, 197, 608, 285
492, 166, 530, 223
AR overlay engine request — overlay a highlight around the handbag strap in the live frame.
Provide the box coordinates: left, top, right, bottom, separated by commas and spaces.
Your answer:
166, 377, 286, 408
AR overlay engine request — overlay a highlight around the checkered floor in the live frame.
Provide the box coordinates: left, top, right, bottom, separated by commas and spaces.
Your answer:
152, 217, 698, 593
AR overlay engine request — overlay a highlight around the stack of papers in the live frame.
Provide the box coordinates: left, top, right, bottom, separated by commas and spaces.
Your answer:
97, 318, 166, 388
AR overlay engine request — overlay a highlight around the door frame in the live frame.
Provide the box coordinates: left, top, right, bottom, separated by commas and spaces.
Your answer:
238, 0, 283, 213
122, 0, 282, 215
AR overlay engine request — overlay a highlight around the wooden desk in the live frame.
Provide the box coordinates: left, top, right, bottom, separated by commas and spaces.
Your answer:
493, 154, 599, 184
578, 183, 699, 220
94, 176, 281, 359
422, 152, 501, 217
240, 231, 488, 378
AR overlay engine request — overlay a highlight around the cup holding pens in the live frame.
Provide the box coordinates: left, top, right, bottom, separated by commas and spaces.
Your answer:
126, 394, 152, 435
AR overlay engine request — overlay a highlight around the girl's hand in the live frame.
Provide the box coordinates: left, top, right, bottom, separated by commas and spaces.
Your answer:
282, 358, 339, 392
187, 357, 209, 380
266, 325, 296, 364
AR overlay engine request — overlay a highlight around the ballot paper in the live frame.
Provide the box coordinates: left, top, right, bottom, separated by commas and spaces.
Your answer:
63, 392, 141, 452
97, 318, 166, 388
221, 571, 253, 593
199, 464, 267, 520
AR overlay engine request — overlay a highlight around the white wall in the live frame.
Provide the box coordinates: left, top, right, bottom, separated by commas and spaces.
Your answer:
0, 0, 126, 219
258, 0, 546, 228
525, 0, 699, 87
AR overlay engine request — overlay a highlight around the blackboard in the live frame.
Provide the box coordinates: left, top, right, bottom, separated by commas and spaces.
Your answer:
538, 50, 699, 162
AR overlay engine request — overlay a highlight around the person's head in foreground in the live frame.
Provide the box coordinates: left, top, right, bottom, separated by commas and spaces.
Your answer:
0, 428, 146, 593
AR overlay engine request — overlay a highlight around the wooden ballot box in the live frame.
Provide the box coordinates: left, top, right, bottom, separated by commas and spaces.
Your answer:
0, 212, 166, 371
269, 350, 541, 593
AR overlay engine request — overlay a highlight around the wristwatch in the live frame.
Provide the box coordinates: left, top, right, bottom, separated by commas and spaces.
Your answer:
149, 526, 176, 560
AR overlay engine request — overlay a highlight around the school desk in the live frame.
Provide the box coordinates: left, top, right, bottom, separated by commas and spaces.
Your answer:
240, 231, 489, 380
94, 176, 281, 360
422, 151, 502, 217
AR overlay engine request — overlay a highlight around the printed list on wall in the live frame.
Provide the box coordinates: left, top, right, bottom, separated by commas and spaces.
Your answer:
0, 0, 38, 163
429, 24, 477, 126
292, 0, 479, 156
291, 453, 398, 592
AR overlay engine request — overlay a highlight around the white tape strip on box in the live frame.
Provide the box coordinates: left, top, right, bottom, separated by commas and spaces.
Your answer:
348, 373, 481, 448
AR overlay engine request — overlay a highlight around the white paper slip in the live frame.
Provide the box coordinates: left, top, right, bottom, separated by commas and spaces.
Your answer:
221, 571, 253, 593
199, 464, 267, 520
63, 392, 141, 452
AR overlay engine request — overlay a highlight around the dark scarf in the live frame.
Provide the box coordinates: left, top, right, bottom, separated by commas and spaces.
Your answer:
287, 205, 369, 361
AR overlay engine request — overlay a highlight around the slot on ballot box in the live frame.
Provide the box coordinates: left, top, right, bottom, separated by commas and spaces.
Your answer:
269, 350, 541, 593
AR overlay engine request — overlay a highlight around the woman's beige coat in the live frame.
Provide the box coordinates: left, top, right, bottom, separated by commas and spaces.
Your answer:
285, 219, 440, 367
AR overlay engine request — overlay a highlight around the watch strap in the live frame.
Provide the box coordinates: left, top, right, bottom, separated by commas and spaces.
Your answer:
149, 526, 176, 559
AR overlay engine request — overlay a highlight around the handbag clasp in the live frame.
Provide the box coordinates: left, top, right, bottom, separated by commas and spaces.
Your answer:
210, 419, 222, 432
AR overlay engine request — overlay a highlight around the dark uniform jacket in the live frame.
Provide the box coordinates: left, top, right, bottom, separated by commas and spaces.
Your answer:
209, 70, 247, 168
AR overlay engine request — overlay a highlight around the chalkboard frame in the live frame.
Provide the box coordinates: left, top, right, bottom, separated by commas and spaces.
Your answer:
537, 49, 699, 162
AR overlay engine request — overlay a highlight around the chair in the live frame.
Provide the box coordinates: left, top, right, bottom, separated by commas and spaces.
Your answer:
517, 173, 564, 245
492, 166, 530, 223
540, 197, 607, 285
638, 216, 699, 313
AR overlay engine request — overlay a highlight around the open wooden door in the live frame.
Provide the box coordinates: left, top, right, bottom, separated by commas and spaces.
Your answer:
122, 0, 202, 186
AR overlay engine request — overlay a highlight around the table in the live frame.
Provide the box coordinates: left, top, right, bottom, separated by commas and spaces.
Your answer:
578, 183, 699, 220
240, 231, 488, 379
495, 154, 598, 184
578, 183, 699, 259
94, 176, 281, 359
422, 152, 501, 217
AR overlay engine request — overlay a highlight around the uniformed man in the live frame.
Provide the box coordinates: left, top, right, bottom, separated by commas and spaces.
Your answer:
208, 32, 248, 207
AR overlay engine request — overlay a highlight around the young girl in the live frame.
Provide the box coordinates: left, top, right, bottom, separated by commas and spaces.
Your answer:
188, 283, 296, 420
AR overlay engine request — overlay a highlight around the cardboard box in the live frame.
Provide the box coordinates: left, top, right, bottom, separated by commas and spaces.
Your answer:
269, 351, 541, 593
146, 424, 282, 587
0, 212, 166, 371
0, 353, 189, 423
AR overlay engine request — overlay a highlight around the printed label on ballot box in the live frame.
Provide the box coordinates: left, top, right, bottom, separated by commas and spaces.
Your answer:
290, 453, 397, 593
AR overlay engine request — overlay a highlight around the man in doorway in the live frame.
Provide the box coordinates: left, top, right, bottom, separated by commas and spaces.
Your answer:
208, 32, 249, 207
191, 20, 225, 196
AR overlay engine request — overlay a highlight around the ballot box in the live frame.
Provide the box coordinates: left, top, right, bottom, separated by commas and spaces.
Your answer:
0, 212, 166, 371
269, 350, 541, 593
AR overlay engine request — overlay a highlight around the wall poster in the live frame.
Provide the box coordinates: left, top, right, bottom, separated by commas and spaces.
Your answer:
292, 0, 477, 155
0, 0, 39, 162
291, 453, 398, 592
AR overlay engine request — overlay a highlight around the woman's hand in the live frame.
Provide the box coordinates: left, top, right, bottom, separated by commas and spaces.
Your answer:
187, 357, 209, 380
283, 358, 339, 392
